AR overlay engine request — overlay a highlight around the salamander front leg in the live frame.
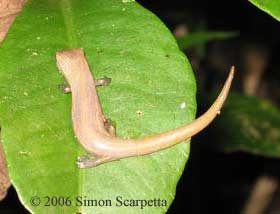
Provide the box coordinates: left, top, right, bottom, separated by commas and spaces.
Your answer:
59, 83, 71, 93
59, 76, 111, 93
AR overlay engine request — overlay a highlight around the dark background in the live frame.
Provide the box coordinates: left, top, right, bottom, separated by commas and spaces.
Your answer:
138, 0, 280, 213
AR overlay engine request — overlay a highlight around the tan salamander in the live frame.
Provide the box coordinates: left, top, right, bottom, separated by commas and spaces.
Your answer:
56, 48, 234, 168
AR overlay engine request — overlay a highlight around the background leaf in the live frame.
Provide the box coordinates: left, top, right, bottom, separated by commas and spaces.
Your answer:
0, 0, 196, 213
177, 31, 238, 50
249, 0, 280, 22
208, 93, 280, 157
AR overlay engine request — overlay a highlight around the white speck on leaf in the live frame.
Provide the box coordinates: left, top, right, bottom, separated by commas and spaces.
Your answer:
122, 0, 135, 3
180, 102, 186, 109
23, 92, 28, 96
19, 151, 31, 156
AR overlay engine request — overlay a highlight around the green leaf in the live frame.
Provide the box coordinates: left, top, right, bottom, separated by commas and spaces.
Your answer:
249, 0, 280, 22
177, 31, 238, 50
0, 0, 196, 213
209, 93, 280, 157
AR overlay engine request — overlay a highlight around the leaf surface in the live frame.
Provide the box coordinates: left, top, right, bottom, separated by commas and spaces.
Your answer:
249, 0, 280, 21
0, 0, 196, 213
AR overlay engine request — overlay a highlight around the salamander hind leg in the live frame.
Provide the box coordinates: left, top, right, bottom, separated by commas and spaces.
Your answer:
77, 155, 114, 168
104, 118, 116, 136
94, 76, 111, 87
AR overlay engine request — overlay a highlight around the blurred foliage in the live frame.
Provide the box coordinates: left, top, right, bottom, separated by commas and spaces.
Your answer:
177, 31, 238, 50
208, 93, 280, 157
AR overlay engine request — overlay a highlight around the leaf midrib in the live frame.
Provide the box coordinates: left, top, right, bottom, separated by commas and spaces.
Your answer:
60, 1, 84, 212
